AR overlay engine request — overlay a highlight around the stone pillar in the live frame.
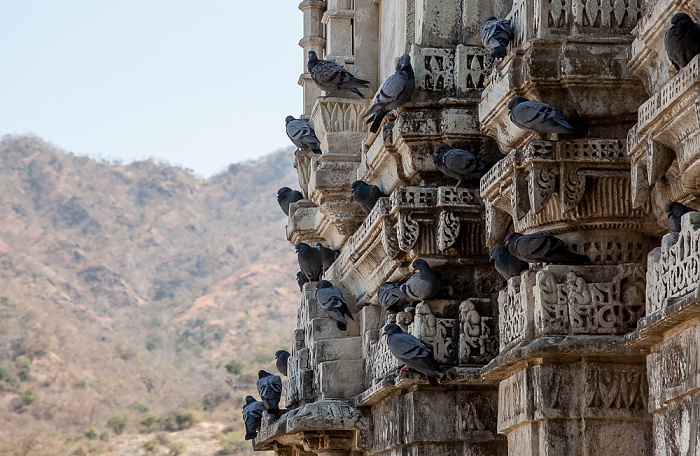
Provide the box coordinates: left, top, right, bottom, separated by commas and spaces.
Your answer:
298, 0, 326, 117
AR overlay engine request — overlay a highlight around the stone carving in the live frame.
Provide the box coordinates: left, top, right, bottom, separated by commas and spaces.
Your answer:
498, 277, 528, 351
418, 47, 455, 93
437, 210, 461, 251
458, 300, 498, 364
380, 219, 401, 259
397, 211, 419, 251
527, 163, 556, 214
461, 401, 487, 432
315, 100, 366, 134
366, 333, 401, 385
585, 365, 648, 411
412, 302, 437, 339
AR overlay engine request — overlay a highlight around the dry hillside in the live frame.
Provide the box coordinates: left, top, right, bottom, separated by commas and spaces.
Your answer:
0, 135, 300, 455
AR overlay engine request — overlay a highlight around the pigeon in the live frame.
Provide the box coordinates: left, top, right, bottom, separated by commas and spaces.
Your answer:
665, 202, 695, 233
507, 96, 579, 135
275, 350, 290, 377
382, 323, 441, 386
351, 180, 384, 215
296, 271, 309, 292
400, 259, 443, 301
664, 13, 700, 71
277, 187, 304, 216
480, 17, 513, 60
505, 232, 590, 265
315, 280, 354, 331
490, 244, 529, 280
433, 143, 488, 189
296, 243, 323, 282
307, 50, 370, 98
363, 54, 415, 133
378, 281, 408, 314
242, 396, 267, 440
256, 370, 283, 416
285, 116, 322, 154
316, 242, 339, 275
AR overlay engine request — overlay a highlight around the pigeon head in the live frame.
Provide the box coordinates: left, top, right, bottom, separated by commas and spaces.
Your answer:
245, 395, 257, 405
411, 258, 430, 272
381, 323, 403, 337
258, 370, 272, 379
504, 232, 523, 246
489, 245, 507, 262
295, 242, 310, 253
485, 16, 497, 21
277, 187, 292, 197
665, 202, 692, 216
316, 242, 324, 248
433, 143, 450, 156
671, 12, 693, 25
285, 115, 295, 124
351, 180, 366, 193
308, 50, 319, 62
275, 350, 290, 359
296, 271, 306, 279
398, 54, 411, 68
507, 96, 529, 111
316, 280, 333, 289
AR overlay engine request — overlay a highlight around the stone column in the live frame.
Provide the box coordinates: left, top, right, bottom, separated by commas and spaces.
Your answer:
298, 0, 326, 117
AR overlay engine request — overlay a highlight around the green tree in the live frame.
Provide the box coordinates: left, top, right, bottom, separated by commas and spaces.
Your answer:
20, 389, 37, 405
224, 360, 243, 375
143, 439, 160, 453
140, 412, 160, 431
106, 412, 129, 435
84, 427, 100, 440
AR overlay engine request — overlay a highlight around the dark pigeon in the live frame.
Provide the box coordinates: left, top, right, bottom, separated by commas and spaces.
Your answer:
507, 96, 579, 135
665, 202, 696, 233
275, 350, 290, 377
285, 116, 322, 154
256, 370, 282, 416
296, 271, 309, 292
505, 232, 590, 265
480, 17, 513, 60
351, 180, 384, 215
316, 242, 340, 275
307, 50, 370, 98
664, 13, 700, 71
382, 323, 441, 386
433, 143, 488, 189
400, 259, 443, 301
363, 54, 415, 133
296, 243, 323, 282
315, 280, 354, 331
490, 244, 529, 280
277, 187, 304, 216
378, 281, 408, 314
242, 396, 267, 440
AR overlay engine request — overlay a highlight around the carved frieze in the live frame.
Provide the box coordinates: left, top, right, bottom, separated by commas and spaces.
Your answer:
458, 299, 499, 365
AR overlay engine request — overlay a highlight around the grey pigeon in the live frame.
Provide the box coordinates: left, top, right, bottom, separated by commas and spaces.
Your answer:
664, 13, 700, 71
307, 50, 370, 98
480, 17, 513, 60
296, 243, 323, 282
315, 280, 354, 331
378, 281, 408, 314
665, 202, 695, 233
505, 232, 590, 265
285, 116, 322, 154
382, 323, 441, 386
242, 396, 267, 440
316, 242, 339, 275
363, 54, 415, 133
351, 180, 384, 215
400, 259, 443, 301
490, 244, 528, 280
296, 270, 309, 292
277, 187, 303, 216
433, 143, 488, 189
507, 96, 579, 135
256, 370, 282, 416
275, 350, 290, 377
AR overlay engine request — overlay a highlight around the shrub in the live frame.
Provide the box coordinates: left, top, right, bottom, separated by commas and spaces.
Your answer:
143, 439, 159, 453
224, 360, 243, 375
106, 412, 128, 435
162, 409, 201, 431
218, 431, 246, 454
74, 379, 87, 389
129, 401, 149, 413
140, 412, 160, 431
20, 389, 37, 405
168, 441, 187, 455
84, 427, 100, 440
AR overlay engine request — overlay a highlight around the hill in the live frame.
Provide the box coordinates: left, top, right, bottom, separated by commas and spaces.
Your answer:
0, 135, 299, 455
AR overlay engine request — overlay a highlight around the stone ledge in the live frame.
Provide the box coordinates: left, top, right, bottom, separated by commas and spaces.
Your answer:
626, 291, 700, 348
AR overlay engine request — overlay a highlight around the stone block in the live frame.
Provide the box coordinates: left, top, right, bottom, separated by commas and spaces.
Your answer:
312, 337, 362, 364
319, 359, 365, 398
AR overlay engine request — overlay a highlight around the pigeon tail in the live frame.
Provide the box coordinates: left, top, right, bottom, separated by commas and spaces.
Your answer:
491, 42, 509, 59
245, 432, 257, 441
551, 252, 590, 265
427, 375, 440, 387
309, 143, 322, 154
350, 87, 366, 99
369, 112, 387, 133
336, 321, 348, 331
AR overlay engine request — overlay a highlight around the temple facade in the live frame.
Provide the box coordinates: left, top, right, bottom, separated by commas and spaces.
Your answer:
254, 0, 700, 454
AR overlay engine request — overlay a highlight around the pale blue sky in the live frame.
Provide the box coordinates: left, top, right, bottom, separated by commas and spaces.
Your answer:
0, 1, 303, 177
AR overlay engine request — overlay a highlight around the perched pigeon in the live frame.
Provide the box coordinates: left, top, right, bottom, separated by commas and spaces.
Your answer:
480, 17, 513, 60
277, 187, 304, 216
316, 242, 339, 275
296, 270, 309, 292
315, 280, 354, 331
490, 244, 529, 280
285, 116, 322, 154
256, 370, 283, 416
665, 202, 695, 233
296, 243, 323, 282
378, 281, 408, 314
363, 54, 415, 133
505, 232, 590, 265
351, 180, 384, 215
242, 396, 267, 440
507, 96, 579, 135
400, 259, 443, 301
275, 350, 290, 377
664, 13, 700, 71
382, 323, 441, 386
433, 143, 488, 189
307, 50, 370, 98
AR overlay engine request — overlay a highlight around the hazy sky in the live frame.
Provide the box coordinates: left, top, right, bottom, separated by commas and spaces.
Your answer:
1, 1, 303, 177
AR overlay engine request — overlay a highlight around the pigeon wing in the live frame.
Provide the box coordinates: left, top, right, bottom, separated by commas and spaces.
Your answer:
387, 333, 441, 377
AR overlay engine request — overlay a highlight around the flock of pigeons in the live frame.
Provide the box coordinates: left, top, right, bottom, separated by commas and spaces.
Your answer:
243, 11, 700, 442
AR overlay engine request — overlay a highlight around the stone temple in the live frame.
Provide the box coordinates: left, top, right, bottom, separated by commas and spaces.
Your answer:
254, 0, 700, 454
